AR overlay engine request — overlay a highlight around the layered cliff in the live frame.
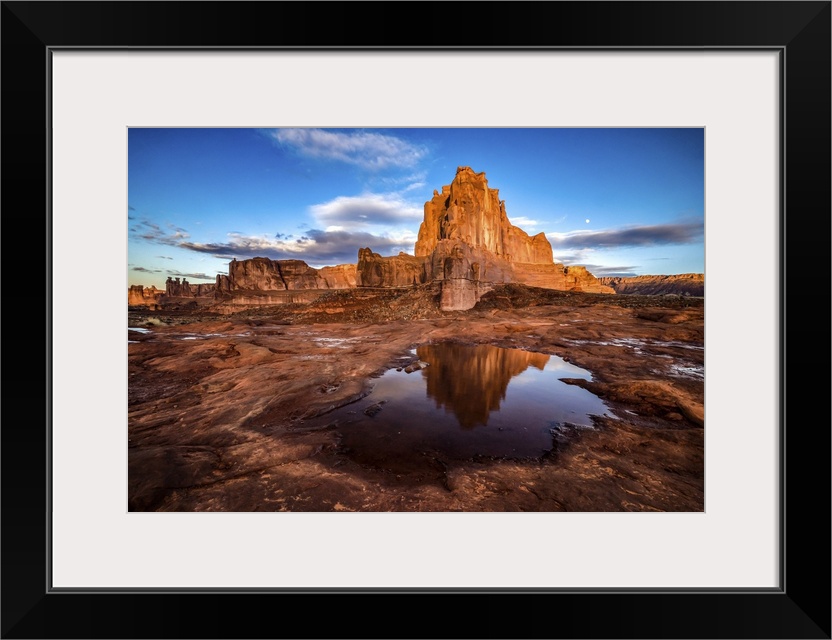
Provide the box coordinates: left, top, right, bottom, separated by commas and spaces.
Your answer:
355, 249, 426, 287
414, 166, 554, 265
369, 166, 613, 309
128, 285, 163, 308
218, 257, 356, 295
597, 274, 704, 296
164, 277, 216, 298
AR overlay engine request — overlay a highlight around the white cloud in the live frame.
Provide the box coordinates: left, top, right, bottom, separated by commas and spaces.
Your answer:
271, 129, 427, 170
310, 193, 423, 228
508, 216, 540, 229
176, 229, 415, 267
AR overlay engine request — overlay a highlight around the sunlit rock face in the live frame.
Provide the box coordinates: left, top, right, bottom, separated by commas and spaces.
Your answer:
228, 257, 286, 290
415, 166, 554, 265
417, 342, 550, 428
128, 284, 164, 307
318, 264, 358, 289
412, 166, 613, 308
355, 249, 427, 287
562, 266, 618, 294
221, 257, 356, 293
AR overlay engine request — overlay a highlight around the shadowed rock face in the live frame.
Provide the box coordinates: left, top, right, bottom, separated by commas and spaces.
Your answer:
164, 278, 215, 298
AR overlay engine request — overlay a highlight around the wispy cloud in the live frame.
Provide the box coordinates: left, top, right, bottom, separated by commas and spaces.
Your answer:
310, 193, 422, 228
166, 270, 215, 281
128, 205, 136, 211
132, 220, 190, 246
270, 129, 427, 170
509, 216, 540, 229
547, 221, 703, 250
577, 264, 641, 277
157, 255, 174, 260
178, 229, 416, 266
132, 266, 161, 274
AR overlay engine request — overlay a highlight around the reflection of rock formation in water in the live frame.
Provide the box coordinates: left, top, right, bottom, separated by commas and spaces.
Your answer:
417, 343, 549, 428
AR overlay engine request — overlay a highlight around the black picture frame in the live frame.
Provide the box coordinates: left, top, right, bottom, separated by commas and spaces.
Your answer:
2, 2, 829, 638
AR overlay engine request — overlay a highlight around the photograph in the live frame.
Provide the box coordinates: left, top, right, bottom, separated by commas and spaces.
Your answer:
4, 0, 828, 635
128, 127, 705, 512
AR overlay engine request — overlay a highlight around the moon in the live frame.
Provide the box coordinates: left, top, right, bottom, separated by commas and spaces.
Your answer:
585, 218, 590, 224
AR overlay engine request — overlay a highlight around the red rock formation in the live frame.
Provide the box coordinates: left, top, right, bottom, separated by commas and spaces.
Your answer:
228, 257, 287, 291
597, 274, 704, 296
165, 277, 215, 298
128, 285, 163, 308
405, 166, 612, 308
215, 273, 232, 294
415, 166, 554, 265
563, 266, 616, 294
219, 257, 357, 295
160, 167, 613, 311
427, 240, 515, 310
318, 264, 358, 289
193, 283, 216, 297
356, 249, 426, 287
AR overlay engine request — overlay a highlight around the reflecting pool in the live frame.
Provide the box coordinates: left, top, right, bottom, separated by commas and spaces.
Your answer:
337, 342, 613, 467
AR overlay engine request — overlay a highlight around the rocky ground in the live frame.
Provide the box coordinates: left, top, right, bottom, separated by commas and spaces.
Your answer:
128, 284, 704, 512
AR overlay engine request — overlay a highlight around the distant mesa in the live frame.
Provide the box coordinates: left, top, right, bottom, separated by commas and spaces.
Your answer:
597, 274, 704, 297
130, 166, 614, 312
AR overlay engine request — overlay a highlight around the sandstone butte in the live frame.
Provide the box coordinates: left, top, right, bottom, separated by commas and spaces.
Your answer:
129, 166, 615, 312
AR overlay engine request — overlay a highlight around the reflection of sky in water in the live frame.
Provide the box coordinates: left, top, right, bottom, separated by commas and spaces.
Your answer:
536, 356, 593, 380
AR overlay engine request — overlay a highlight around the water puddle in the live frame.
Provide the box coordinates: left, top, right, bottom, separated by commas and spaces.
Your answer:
336, 342, 613, 471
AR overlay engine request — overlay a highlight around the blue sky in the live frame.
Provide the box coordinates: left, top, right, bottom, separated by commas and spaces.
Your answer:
128, 128, 704, 288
